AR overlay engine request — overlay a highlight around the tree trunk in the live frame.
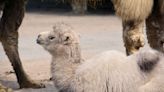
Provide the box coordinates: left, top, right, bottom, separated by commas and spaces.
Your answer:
71, 0, 87, 14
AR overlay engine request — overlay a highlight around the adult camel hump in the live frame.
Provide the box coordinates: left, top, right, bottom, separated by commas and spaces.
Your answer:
0, 0, 44, 88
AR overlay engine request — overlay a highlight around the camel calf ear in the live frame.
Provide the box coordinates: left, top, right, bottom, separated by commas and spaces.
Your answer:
61, 32, 80, 45
137, 50, 160, 72
61, 33, 73, 45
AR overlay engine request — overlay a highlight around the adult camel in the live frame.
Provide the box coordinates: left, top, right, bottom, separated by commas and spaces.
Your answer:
112, 0, 164, 55
71, 0, 164, 55
0, 0, 44, 89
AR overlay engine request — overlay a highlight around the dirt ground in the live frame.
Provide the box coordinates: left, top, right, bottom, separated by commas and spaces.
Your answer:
0, 12, 148, 92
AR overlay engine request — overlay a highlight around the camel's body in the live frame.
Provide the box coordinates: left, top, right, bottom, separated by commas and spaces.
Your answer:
0, 0, 164, 91
71, 50, 164, 92
38, 23, 164, 92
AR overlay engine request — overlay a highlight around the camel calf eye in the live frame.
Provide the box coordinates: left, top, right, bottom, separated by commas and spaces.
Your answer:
49, 36, 55, 40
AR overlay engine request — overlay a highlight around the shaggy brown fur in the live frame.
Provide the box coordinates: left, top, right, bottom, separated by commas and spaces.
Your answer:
122, 20, 145, 55
112, 0, 153, 21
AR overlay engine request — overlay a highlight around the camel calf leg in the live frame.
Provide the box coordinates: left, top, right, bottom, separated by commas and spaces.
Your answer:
0, 84, 12, 92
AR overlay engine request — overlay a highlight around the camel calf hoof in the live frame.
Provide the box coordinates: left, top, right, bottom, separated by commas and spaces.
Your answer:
0, 85, 13, 92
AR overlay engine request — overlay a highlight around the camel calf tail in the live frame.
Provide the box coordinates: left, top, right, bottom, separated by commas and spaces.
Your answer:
136, 49, 160, 72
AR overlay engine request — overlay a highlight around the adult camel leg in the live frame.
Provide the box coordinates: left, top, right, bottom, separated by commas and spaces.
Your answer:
122, 20, 145, 55
111, 0, 153, 55
146, 0, 164, 52
146, 15, 159, 50
0, 0, 44, 88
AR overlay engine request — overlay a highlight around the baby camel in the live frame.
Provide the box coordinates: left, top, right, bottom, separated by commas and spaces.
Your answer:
37, 23, 164, 92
